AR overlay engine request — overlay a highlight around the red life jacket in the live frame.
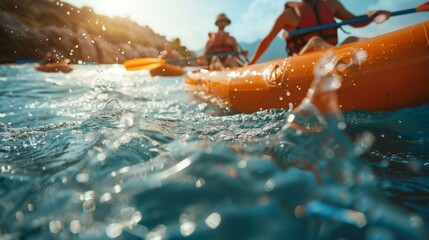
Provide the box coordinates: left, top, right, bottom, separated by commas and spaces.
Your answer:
206, 32, 236, 63
285, 0, 338, 55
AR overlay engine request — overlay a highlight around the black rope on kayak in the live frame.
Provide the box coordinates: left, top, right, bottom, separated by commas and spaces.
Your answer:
339, 26, 351, 35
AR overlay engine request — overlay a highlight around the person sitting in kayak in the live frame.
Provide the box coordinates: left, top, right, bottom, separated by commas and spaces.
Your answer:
40, 51, 62, 64
249, 0, 391, 64
39, 50, 71, 66
204, 13, 247, 70
158, 43, 181, 65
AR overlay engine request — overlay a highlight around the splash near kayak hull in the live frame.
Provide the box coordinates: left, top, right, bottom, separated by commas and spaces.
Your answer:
35, 63, 73, 73
150, 63, 185, 77
186, 21, 429, 113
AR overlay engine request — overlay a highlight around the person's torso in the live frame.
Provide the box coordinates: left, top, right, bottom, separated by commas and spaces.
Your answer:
285, 0, 338, 55
207, 31, 236, 54
207, 31, 237, 63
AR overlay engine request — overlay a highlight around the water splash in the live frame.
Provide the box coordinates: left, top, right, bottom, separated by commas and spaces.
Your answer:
0, 58, 427, 240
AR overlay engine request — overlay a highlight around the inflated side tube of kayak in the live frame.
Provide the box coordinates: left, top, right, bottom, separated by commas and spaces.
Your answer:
186, 20, 429, 113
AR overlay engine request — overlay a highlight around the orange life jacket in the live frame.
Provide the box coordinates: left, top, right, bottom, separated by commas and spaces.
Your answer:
206, 32, 236, 63
285, 0, 338, 55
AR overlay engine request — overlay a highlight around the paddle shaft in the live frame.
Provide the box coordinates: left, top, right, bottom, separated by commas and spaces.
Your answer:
166, 51, 246, 64
288, 8, 418, 36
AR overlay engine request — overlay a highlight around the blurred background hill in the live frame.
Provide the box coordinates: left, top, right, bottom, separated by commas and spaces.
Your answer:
238, 37, 285, 63
0, 0, 193, 64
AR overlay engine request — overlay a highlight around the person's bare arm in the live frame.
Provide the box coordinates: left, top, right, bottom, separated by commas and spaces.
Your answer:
249, 10, 295, 64
328, 0, 368, 27
328, 0, 390, 27
204, 40, 211, 55
231, 37, 240, 52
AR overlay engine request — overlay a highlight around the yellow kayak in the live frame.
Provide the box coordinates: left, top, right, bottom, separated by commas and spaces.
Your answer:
149, 63, 185, 77
124, 58, 185, 77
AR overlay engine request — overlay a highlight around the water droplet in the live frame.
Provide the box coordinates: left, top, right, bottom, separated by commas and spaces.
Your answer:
27, 203, 34, 212
410, 215, 424, 228
49, 220, 63, 234
97, 153, 106, 161
100, 192, 113, 203
295, 205, 306, 217
237, 160, 247, 169
70, 220, 81, 234
76, 173, 89, 183
113, 184, 122, 193
15, 211, 24, 221
287, 114, 295, 123
83, 199, 96, 212
205, 212, 221, 229
106, 223, 123, 238
337, 121, 346, 130
131, 211, 142, 224
180, 221, 196, 237
195, 178, 205, 188
264, 179, 276, 192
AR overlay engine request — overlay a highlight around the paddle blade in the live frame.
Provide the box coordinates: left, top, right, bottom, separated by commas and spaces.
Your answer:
125, 62, 165, 71
124, 58, 166, 70
416, 1, 429, 12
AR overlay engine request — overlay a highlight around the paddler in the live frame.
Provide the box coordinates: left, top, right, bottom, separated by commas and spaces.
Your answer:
204, 13, 248, 70
249, 0, 391, 64
40, 51, 62, 64
158, 43, 181, 65
39, 50, 71, 66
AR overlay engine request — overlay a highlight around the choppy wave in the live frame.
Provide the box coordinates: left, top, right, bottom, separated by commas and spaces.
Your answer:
0, 58, 428, 239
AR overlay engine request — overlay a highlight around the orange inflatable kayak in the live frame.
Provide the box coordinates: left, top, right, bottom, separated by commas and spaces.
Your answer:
186, 20, 429, 113
35, 62, 73, 73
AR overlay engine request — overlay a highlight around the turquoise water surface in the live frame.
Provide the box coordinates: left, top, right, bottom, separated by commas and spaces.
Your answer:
0, 62, 428, 239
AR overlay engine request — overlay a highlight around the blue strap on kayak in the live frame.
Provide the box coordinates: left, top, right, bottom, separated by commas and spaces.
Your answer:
339, 26, 350, 35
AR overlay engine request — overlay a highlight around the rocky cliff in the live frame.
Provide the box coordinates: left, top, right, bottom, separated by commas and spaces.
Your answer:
0, 0, 193, 64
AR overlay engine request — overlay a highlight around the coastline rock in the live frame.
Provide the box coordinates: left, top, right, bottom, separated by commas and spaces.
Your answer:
0, 0, 193, 64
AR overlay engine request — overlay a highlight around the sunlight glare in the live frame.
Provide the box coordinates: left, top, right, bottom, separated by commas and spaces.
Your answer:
93, 0, 130, 17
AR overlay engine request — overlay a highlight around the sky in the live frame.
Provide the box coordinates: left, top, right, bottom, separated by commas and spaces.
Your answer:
63, 0, 429, 51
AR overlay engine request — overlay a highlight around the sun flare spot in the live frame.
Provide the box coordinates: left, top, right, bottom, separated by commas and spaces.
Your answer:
93, 0, 130, 17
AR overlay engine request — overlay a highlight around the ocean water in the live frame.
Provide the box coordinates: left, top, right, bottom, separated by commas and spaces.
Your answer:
0, 59, 428, 240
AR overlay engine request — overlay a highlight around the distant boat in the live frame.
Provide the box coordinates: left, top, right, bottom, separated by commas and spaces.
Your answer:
35, 61, 73, 73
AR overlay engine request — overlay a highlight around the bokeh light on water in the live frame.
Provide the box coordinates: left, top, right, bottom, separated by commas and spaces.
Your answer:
0, 61, 428, 239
